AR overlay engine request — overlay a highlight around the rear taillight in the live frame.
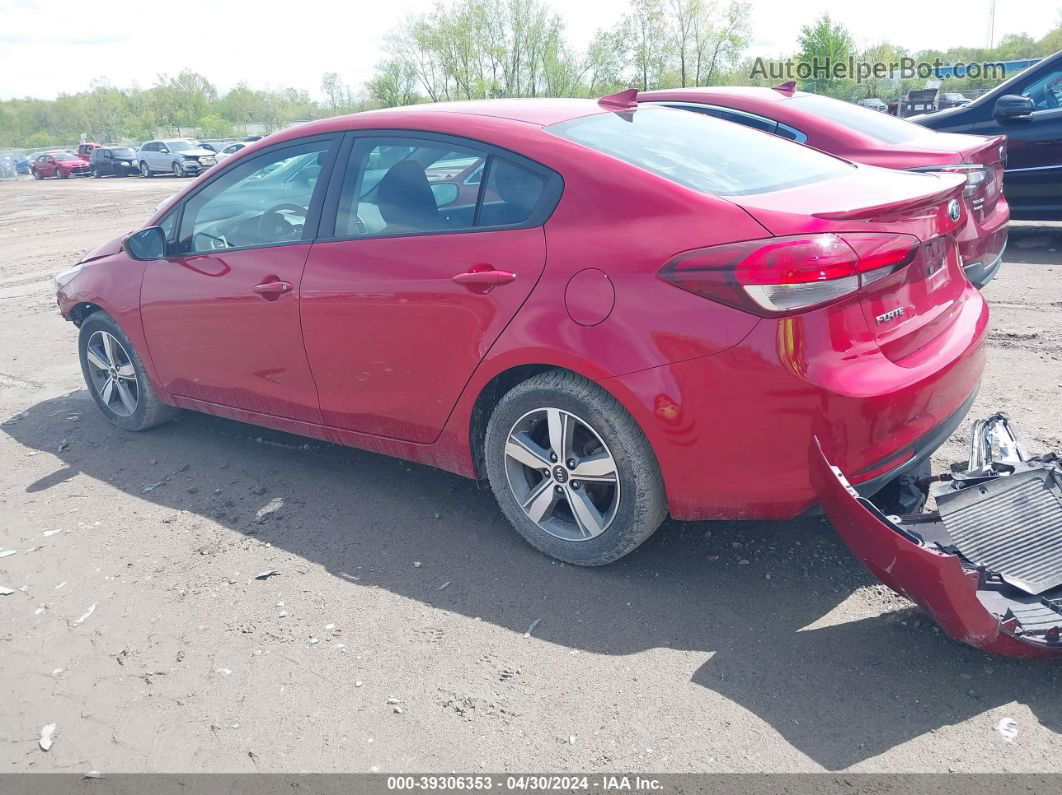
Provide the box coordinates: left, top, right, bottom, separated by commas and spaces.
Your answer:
912, 164, 994, 214
659, 233, 918, 315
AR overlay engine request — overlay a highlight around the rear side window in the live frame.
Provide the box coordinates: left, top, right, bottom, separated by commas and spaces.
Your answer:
785, 94, 924, 144
332, 136, 554, 239
548, 106, 849, 196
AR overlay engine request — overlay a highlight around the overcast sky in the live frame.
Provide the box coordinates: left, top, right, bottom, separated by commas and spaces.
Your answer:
0, 0, 1058, 100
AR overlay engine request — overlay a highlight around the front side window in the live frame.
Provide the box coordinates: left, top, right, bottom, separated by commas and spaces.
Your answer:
550, 106, 849, 196
178, 139, 331, 254
1022, 68, 1062, 111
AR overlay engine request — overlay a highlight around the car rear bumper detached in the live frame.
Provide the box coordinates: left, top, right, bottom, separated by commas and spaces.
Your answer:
813, 416, 1062, 659
604, 285, 989, 521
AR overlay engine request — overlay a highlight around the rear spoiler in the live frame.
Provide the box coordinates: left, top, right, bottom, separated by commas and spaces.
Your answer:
812, 181, 965, 221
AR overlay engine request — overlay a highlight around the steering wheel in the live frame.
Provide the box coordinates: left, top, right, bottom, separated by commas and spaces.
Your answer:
257, 203, 308, 243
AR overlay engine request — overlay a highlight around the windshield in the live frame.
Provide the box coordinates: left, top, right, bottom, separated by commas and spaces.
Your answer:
548, 106, 849, 196
166, 140, 199, 152
786, 94, 925, 144
111, 148, 135, 158
54, 152, 78, 161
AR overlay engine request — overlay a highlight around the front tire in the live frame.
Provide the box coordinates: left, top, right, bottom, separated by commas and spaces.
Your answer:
78, 312, 179, 432
172, 161, 185, 178
58, 167, 67, 179
484, 370, 667, 566
32, 170, 42, 180
140, 161, 152, 178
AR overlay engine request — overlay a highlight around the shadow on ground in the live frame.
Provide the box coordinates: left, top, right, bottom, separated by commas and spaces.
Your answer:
5, 391, 1061, 769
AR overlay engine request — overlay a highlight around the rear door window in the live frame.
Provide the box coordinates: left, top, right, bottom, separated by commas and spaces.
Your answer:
549, 105, 849, 196
331, 136, 556, 239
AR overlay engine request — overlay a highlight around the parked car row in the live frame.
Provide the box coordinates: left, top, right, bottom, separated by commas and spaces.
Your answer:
54, 87, 1062, 658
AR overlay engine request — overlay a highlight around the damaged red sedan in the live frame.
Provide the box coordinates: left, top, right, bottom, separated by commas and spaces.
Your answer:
54, 94, 1054, 657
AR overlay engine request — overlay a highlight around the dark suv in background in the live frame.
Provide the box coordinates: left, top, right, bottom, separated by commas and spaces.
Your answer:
914, 50, 1062, 220
89, 146, 140, 177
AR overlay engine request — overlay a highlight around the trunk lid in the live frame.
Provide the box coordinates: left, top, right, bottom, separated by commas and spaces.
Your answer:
728, 166, 968, 363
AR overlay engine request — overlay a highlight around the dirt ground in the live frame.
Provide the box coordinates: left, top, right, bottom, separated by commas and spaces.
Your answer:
1, 174, 1061, 774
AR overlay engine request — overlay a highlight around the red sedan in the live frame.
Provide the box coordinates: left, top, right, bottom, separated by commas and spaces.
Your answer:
53, 95, 1059, 657
639, 85, 1010, 289
32, 151, 91, 179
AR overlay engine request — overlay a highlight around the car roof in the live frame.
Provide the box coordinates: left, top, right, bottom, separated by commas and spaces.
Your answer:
271, 98, 610, 142
641, 86, 798, 104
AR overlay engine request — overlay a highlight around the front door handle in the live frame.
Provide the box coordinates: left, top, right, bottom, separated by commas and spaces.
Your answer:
254, 279, 293, 298
451, 268, 517, 287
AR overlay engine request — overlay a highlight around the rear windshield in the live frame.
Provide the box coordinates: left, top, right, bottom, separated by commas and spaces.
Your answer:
548, 106, 849, 196
110, 148, 135, 158
786, 94, 925, 144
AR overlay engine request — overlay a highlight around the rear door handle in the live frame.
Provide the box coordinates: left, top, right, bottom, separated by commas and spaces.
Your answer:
254, 280, 293, 297
451, 269, 517, 287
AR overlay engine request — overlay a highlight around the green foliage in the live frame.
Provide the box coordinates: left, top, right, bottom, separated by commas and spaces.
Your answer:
0, 3, 1057, 146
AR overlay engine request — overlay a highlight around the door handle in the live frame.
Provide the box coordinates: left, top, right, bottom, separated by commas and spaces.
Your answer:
451, 268, 517, 287
254, 280, 293, 297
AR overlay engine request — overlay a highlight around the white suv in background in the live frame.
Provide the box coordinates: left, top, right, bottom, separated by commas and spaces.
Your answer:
137, 139, 217, 177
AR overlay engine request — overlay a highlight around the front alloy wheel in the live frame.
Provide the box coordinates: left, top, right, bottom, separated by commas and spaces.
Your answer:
504, 408, 620, 541
140, 161, 151, 177
84, 330, 139, 417
173, 161, 185, 177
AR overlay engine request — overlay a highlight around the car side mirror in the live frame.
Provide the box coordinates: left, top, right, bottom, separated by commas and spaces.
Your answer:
126, 226, 167, 261
159, 147, 170, 154
994, 94, 1034, 120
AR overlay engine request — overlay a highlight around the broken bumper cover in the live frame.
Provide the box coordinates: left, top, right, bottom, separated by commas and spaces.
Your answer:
813, 415, 1062, 659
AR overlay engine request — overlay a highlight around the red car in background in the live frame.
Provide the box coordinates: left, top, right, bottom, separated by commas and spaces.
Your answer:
31, 151, 92, 179
640, 85, 1010, 289
52, 96, 1061, 657
77, 142, 102, 160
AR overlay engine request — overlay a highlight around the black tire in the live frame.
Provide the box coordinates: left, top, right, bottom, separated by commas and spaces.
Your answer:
32, 170, 42, 180
140, 161, 152, 178
172, 161, 185, 178
78, 312, 179, 432
58, 167, 68, 179
484, 370, 667, 566
92, 166, 100, 178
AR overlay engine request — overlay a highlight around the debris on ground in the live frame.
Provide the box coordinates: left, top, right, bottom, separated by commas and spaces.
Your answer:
38, 723, 56, 751
998, 717, 1019, 743
524, 618, 542, 639
57, 439, 68, 453
436, 581, 451, 591
72, 603, 97, 626
254, 569, 280, 580
0, 586, 14, 596
413, 561, 422, 568
254, 497, 285, 523
0, 549, 16, 559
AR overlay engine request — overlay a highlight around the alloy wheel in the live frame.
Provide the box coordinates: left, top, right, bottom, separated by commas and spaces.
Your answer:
141, 162, 150, 177
85, 331, 139, 417
503, 407, 620, 542
173, 161, 185, 177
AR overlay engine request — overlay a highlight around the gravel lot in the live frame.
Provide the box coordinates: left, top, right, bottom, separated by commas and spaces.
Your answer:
1, 175, 1061, 773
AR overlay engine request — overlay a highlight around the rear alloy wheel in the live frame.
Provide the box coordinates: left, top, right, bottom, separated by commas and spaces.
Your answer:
140, 161, 152, 178
172, 161, 186, 177
78, 312, 178, 432
485, 370, 667, 566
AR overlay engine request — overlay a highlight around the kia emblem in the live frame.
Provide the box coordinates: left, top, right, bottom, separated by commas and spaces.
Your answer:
947, 199, 961, 222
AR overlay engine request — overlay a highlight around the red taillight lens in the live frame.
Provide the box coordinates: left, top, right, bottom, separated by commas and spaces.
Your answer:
659, 233, 919, 315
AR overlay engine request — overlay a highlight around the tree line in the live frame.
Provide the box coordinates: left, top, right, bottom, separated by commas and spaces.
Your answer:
1, 0, 1059, 149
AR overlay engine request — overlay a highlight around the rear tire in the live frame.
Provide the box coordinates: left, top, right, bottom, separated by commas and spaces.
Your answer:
484, 370, 667, 566
78, 312, 179, 432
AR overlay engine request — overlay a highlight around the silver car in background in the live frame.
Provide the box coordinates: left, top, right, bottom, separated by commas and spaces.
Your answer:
137, 139, 217, 177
